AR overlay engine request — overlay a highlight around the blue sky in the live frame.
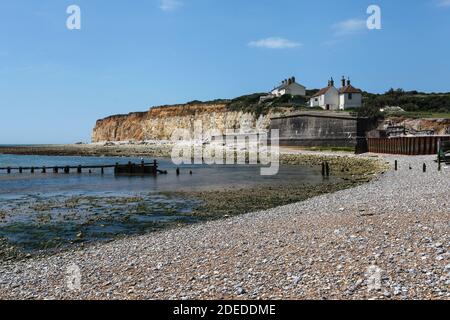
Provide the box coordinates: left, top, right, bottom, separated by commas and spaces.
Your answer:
1, 0, 449, 144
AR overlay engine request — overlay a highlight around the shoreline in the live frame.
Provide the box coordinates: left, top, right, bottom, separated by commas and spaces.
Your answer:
0, 180, 362, 263
0, 154, 447, 299
0, 145, 386, 262
0, 143, 388, 174
0, 143, 174, 158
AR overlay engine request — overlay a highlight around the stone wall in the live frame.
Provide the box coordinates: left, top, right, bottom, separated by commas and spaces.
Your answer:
270, 112, 372, 149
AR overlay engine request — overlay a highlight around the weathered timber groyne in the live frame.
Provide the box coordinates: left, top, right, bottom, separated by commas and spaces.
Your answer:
0, 160, 166, 176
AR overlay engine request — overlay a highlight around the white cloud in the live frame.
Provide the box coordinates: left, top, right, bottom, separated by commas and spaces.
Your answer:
159, 0, 183, 12
248, 37, 302, 49
437, 0, 450, 7
332, 18, 367, 36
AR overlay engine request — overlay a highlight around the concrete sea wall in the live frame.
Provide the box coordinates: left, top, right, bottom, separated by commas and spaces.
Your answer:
270, 112, 372, 148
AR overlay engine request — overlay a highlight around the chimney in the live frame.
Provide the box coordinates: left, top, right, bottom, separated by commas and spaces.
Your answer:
285, 79, 288, 85
347, 78, 351, 86
292, 76, 296, 83
330, 77, 334, 87
341, 76, 346, 88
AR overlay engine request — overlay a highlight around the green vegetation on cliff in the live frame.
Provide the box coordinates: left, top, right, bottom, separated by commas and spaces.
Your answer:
188, 92, 315, 116
226, 93, 308, 115
188, 89, 450, 118
363, 89, 450, 114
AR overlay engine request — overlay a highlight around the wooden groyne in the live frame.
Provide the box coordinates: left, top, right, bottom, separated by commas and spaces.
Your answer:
367, 136, 450, 155
0, 160, 168, 176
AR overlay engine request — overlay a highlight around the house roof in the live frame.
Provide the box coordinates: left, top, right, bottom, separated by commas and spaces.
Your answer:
273, 83, 289, 91
272, 81, 305, 92
339, 85, 362, 94
312, 86, 334, 97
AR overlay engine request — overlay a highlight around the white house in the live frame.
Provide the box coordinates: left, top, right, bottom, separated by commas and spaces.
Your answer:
270, 77, 306, 97
310, 77, 362, 111
338, 78, 363, 110
309, 78, 340, 110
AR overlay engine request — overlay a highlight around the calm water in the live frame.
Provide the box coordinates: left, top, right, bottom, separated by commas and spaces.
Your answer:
0, 154, 327, 196
0, 154, 326, 252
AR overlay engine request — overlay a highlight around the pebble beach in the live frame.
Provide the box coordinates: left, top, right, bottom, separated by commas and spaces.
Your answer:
0, 153, 448, 300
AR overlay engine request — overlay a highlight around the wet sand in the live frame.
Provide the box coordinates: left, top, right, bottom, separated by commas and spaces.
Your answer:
0, 144, 173, 158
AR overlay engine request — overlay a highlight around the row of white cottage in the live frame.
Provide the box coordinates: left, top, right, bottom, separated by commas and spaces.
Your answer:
269, 76, 363, 111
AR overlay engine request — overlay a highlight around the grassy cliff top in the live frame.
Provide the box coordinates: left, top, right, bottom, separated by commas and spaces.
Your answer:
105, 89, 450, 120
172, 89, 450, 117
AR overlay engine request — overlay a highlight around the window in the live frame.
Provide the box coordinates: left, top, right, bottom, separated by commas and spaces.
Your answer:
315, 98, 318, 102
348, 93, 353, 100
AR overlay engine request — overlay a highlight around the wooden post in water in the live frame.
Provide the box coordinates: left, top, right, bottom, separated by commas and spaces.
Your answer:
423, 163, 427, 173
395, 160, 398, 171
42, 166, 46, 174
101, 167, 104, 175
322, 162, 326, 177
325, 162, 330, 177
31, 167, 34, 174
53, 167, 58, 174
64, 166, 70, 174
19, 167, 23, 174
77, 165, 82, 174
7, 167, 11, 174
